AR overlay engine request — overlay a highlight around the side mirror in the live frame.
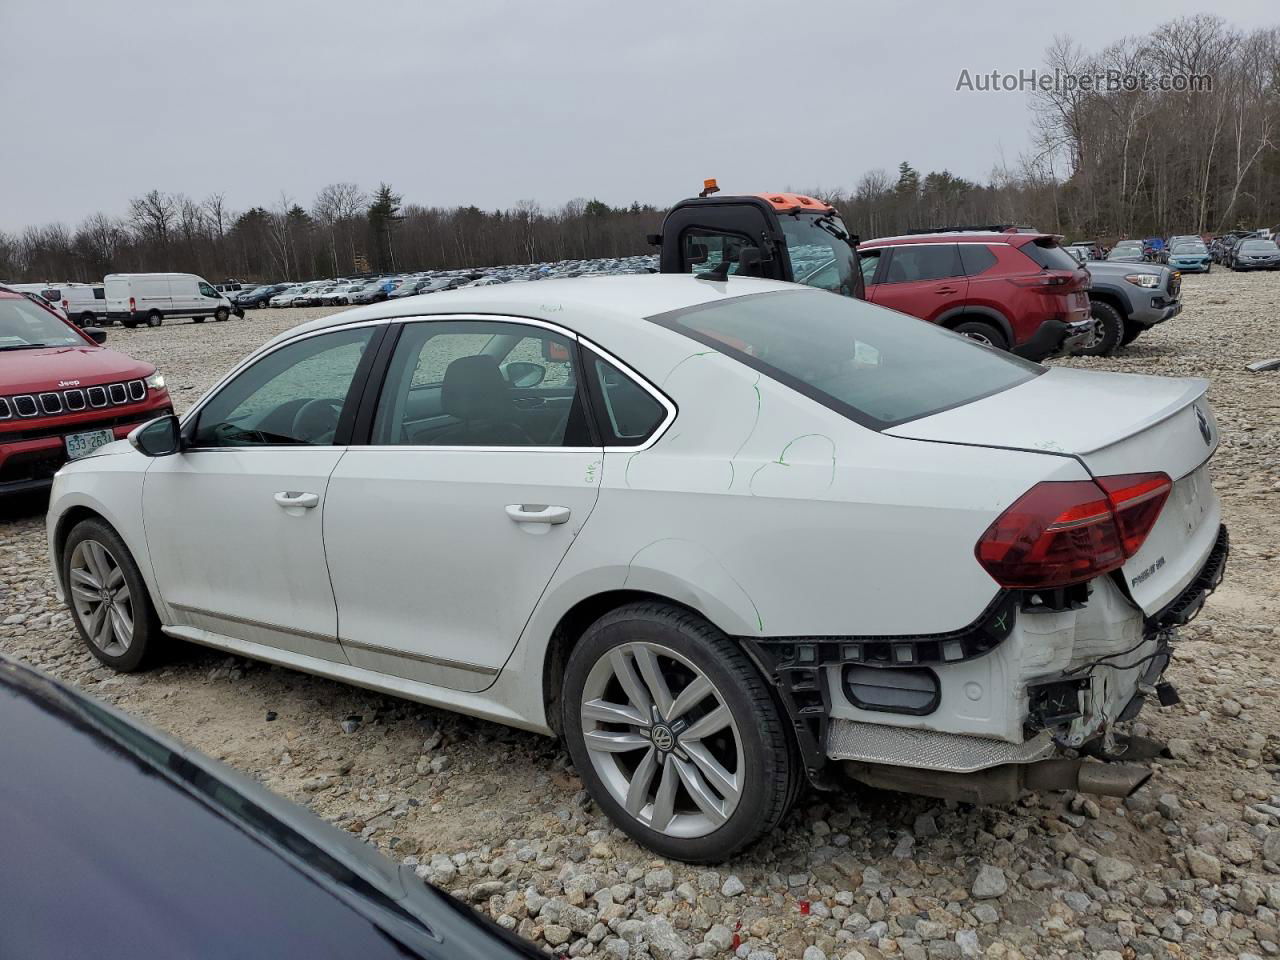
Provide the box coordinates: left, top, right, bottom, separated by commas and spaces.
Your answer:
687, 242, 709, 265
129, 414, 182, 457
504, 361, 547, 388
83, 326, 107, 344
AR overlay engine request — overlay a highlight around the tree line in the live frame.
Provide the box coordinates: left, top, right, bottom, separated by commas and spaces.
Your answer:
2, 14, 1276, 285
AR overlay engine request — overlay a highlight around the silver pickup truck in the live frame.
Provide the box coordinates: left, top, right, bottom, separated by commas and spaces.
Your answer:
1065, 251, 1183, 355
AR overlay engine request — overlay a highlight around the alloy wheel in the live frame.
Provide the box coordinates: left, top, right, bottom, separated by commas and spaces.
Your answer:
580, 642, 743, 838
68, 540, 134, 657
960, 331, 994, 347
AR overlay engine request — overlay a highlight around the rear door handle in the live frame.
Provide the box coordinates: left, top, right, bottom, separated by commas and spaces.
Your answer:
505, 504, 570, 525
274, 491, 319, 509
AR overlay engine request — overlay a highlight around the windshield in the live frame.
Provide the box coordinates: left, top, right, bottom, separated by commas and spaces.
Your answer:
0, 298, 84, 349
781, 213, 859, 297
649, 289, 1039, 429
1108, 247, 1142, 260
1241, 240, 1279, 252
1172, 243, 1206, 254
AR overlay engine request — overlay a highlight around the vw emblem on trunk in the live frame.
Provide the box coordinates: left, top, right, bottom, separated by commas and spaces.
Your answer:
1195, 405, 1211, 445
651, 725, 676, 752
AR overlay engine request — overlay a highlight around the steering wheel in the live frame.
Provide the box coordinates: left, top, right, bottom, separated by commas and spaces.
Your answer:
290, 398, 343, 444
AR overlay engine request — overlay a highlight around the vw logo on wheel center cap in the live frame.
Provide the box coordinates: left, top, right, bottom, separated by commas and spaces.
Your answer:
650, 724, 676, 752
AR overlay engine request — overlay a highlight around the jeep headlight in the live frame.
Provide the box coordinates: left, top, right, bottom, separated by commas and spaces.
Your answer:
1124, 273, 1160, 288
145, 371, 166, 391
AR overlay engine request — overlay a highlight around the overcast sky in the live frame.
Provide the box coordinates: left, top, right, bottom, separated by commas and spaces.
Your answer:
2, 0, 1275, 231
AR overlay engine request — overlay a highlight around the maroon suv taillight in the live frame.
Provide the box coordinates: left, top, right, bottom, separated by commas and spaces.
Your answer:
975, 473, 1171, 589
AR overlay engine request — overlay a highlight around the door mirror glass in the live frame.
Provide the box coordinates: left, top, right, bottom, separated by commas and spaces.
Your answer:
83, 326, 107, 344
503, 361, 546, 388
129, 414, 182, 457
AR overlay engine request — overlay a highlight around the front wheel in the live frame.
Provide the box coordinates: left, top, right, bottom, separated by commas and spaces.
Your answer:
1074, 300, 1124, 356
62, 518, 162, 672
214, 307, 229, 321
562, 603, 797, 863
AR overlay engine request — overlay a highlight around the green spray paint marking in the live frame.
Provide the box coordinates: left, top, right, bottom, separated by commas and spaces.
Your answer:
661, 351, 716, 387
748, 433, 837, 495
727, 374, 763, 490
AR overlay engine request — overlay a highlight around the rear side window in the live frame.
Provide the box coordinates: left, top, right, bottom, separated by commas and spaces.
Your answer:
649, 290, 1040, 430
586, 354, 668, 446
1019, 239, 1080, 271
958, 245, 997, 276
882, 245, 962, 283
93, 287, 105, 300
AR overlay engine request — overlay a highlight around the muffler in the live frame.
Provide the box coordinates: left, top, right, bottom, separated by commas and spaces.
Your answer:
1023, 758, 1151, 797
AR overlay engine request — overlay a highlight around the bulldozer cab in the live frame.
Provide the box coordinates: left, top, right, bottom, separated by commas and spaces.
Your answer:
652, 186, 865, 299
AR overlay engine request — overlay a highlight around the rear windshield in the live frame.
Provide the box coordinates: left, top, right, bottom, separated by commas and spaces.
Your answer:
648, 290, 1040, 429
1018, 240, 1080, 272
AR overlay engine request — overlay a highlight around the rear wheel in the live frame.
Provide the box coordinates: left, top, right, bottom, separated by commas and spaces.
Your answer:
62, 519, 162, 673
562, 602, 797, 863
951, 320, 1008, 351
146, 310, 162, 328
78, 312, 96, 327
1074, 300, 1124, 356
121, 318, 138, 329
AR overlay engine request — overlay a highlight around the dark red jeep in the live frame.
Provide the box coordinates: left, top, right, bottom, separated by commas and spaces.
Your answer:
857, 230, 1093, 357
0, 288, 172, 495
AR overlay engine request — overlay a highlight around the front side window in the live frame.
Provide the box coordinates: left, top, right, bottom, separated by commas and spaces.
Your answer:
198, 282, 218, 298
0, 298, 83, 349
192, 327, 373, 446
650, 289, 1040, 429
372, 320, 590, 447
882, 244, 963, 283
780, 213, 859, 297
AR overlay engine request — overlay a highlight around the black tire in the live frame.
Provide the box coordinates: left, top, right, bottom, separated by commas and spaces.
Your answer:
1074, 299, 1124, 356
1205, 264, 1212, 274
1120, 320, 1144, 346
193, 316, 205, 323
121, 319, 138, 329
562, 602, 797, 863
78, 312, 96, 327
146, 310, 162, 328
214, 306, 229, 321
61, 518, 162, 673
951, 320, 1009, 351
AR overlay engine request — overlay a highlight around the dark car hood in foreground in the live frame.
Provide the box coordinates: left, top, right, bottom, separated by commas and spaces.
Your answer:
0, 656, 540, 960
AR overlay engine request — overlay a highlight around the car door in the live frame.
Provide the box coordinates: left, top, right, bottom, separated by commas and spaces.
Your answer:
867, 244, 966, 323
322, 316, 603, 692
142, 324, 382, 663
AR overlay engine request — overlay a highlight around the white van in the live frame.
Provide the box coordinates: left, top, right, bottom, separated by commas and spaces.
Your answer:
104, 273, 236, 327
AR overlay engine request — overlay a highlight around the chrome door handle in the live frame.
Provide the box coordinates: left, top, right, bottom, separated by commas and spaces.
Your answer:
505, 504, 570, 525
274, 491, 319, 509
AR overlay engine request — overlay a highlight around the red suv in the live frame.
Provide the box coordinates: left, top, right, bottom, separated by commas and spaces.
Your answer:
857, 229, 1093, 359
0, 288, 172, 495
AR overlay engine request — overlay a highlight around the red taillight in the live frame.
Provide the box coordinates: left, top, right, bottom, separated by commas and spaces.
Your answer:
975, 472, 1171, 589
1097, 473, 1172, 557
129, 296, 136, 312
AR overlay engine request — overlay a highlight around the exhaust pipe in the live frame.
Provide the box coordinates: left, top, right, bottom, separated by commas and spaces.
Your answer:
1024, 758, 1151, 798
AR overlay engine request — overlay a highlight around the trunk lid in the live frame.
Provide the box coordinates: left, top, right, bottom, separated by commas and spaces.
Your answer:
888, 367, 1221, 614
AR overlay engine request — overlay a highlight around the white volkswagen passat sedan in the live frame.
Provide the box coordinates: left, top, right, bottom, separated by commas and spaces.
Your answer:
46, 276, 1229, 862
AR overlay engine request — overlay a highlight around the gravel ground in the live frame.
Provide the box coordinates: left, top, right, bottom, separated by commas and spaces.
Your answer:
3, 274, 1279, 960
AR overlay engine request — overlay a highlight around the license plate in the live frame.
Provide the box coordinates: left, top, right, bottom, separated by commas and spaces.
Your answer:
64, 429, 115, 460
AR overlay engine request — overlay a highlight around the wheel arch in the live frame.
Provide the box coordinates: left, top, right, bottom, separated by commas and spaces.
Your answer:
1088, 289, 1130, 319
936, 306, 1014, 345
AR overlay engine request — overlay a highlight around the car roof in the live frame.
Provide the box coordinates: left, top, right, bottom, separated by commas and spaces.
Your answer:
265, 274, 796, 349
860, 231, 1043, 248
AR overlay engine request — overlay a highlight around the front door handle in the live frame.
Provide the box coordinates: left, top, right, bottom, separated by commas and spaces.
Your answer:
274, 491, 319, 509
934, 286, 958, 294
505, 504, 570, 525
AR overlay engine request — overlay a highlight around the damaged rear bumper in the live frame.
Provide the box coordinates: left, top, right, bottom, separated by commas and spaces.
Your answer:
744, 524, 1229, 792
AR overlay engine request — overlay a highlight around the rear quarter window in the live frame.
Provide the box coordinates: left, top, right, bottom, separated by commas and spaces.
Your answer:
958, 245, 997, 276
